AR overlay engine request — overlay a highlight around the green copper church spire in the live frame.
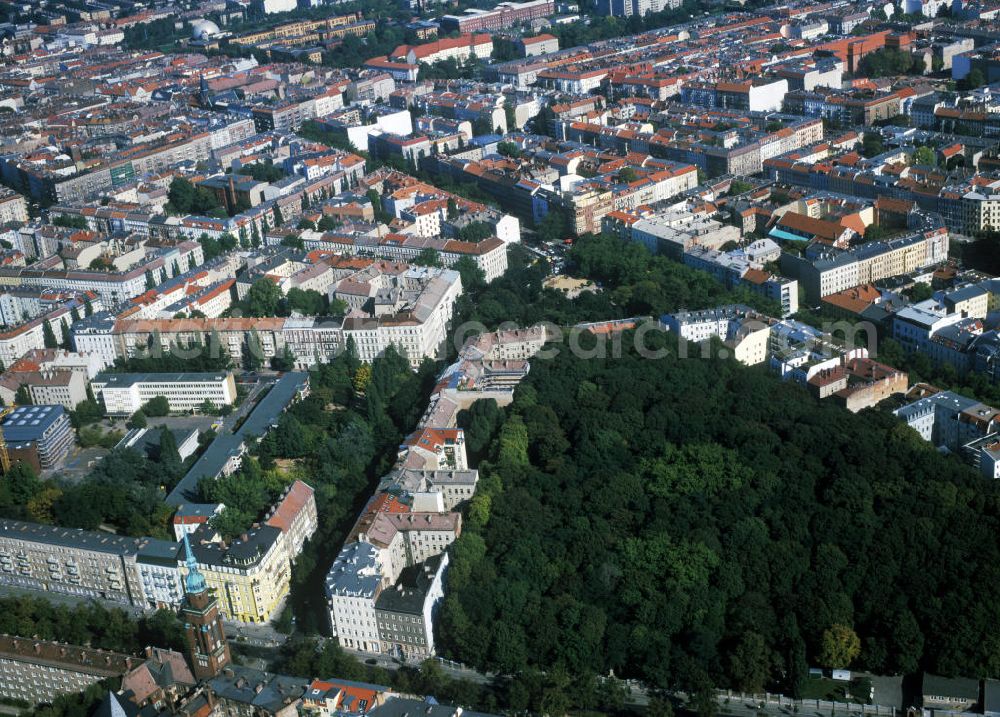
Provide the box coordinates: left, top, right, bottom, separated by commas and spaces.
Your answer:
182, 531, 207, 595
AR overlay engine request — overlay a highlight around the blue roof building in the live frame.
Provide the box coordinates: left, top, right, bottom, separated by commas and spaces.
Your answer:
2, 405, 73, 470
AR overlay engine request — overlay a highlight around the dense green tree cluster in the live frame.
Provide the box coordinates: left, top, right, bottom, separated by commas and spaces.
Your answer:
878, 336, 1000, 407
275, 639, 505, 712
242, 279, 284, 317
419, 56, 481, 81
455, 222, 494, 243
48, 448, 181, 537
454, 237, 778, 334
451, 245, 613, 332
167, 178, 226, 217
0, 595, 184, 654
275, 637, 631, 716
237, 162, 286, 182
413, 248, 443, 267
122, 16, 185, 50
297, 121, 366, 156
960, 68, 986, 91
438, 330, 1000, 693
111, 333, 232, 373
200, 458, 289, 541
952, 230, 1000, 276
198, 232, 239, 261
858, 48, 925, 77
861, 132, 885, 158
548, 0, 709, 46
235, 279, 341, 318
51, 215, 88, 230
0, 438, 186, 539
142, 395, 170, 417
25, 680, 116, 717
571, 233, 779, 315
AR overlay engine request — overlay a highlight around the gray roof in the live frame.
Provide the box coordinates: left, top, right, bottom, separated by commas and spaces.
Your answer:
174, 503, 220, 519
167, 372, 308, 505
208, 666, 309, 712
375, 553, 445, 615
368, 697, 499, 717
136, 538, 181, 566
0, 518, 154, 556
923, 673, 980, 701
943, 284, 988, 304
325, 542, 382, 599
93, 692, 139, 717
894, 390, 979, 421
191, 524, 281, 569
94, 372, 230, 387
983, 679, 1000, 713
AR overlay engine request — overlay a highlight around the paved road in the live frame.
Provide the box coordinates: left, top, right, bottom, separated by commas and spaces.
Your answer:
58, 445, 111, 480
326, 641, 493, 684
224, 620, 287, 648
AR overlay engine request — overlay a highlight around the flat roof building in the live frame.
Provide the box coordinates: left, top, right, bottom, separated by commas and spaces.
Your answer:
91, 372, 237, 416
1, 405, 73, 470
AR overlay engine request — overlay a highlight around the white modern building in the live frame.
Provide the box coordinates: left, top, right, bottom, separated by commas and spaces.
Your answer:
91, 371, 238, 415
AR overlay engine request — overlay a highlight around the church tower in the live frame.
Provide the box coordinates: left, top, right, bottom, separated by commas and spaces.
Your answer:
179, 532, 231, 681
198, 73, 212, 108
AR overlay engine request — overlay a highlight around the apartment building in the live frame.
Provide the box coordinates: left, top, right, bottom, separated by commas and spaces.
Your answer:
91, 371, 238, 415
2, 405, 73, 471
390, 34, 493, 65
0, 368, 88, 410
264, 480, 319, 566
326, 541, 386, 653
378, 468, 478, 511
938, 177, 1000, 235
781, 226, 949, 302
0, 189, 27, 224
9, 348, 109, 379
0, 242, 204, 307
188, 525, 290, 624
109, 317, 284, 367
0, 519, 169, 607
440, 0, 555, 33
2, 120, 255, 203
894, 389, 998, 452
662, 305, 773, 365
307, 232, 508, 283
599, 0, 681, 17
251, 88, 345, 134
806, 356, 908, 412
374, 553, 447, 661
0, 636, 134, 706
517, 34, 558, 56
682, 79, 790, 113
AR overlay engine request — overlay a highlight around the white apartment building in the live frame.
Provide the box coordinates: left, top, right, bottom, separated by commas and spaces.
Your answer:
0, 190, 27, 224
91, 371, 238, 415
662, 305, 773, 365
70, 314, 119, 367
0, 318, 51, 368
326, 542, 385, 654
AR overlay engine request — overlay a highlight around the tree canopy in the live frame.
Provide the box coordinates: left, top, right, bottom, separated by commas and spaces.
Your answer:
437, 328, 1000, 695
167, 178, 224, 216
